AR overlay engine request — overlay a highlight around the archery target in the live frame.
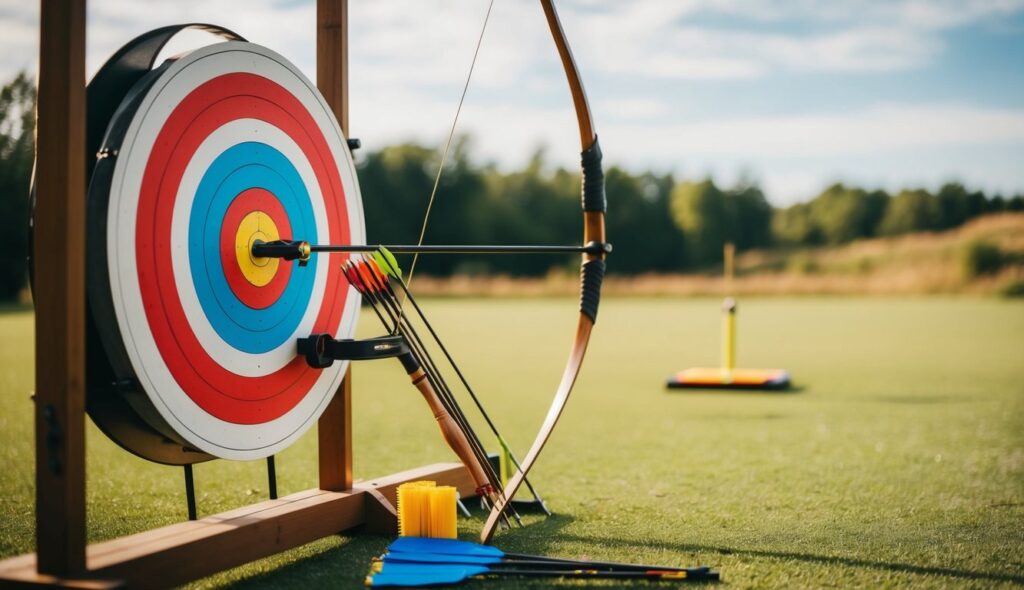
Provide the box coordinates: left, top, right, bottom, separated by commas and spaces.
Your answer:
98, 42, 364, 460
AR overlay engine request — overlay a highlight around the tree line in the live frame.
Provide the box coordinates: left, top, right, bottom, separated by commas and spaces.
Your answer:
360, 142, 1022, 273
1, 72, 1022, 300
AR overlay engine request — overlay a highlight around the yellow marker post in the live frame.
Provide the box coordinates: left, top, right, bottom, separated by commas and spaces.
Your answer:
720, 243, 737, 381
721, 297, 736, 379
666, 241, 790, 390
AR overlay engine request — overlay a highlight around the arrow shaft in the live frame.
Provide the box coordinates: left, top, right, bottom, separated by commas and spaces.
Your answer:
343, 259, 520, 527
314, 244, 598, 254
250, 239, 611, 260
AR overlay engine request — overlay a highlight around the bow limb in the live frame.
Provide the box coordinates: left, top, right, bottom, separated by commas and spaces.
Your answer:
480, 0, 607, 543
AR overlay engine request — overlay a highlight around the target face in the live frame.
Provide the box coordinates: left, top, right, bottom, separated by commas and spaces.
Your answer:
100, 42, 364, 460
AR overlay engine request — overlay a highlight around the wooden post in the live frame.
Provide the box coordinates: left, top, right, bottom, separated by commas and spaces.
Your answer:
318, 376, 352, 491
316, 0, 353, 492
317, 0, 349, 132
33, 0, 87, 576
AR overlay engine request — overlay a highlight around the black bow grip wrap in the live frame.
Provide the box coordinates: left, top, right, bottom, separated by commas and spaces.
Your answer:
581, 137, 606, 213
579, 137, 606, 323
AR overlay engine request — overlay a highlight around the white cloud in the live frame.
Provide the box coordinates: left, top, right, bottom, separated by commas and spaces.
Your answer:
559, 0, 1024, 81
605, 103, 1024, 161
1, 0, 1022, 205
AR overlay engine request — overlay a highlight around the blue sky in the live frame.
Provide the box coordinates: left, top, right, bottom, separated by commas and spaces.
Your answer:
1, 0, 1022, 204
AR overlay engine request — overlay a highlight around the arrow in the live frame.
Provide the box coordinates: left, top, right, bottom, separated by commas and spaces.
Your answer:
386, 536, 711, 574
341, 257, 520, 528
381, 551, 714, 574
365, 561, 720, 587
250, 239, 612, 261
366, 250, 551, 513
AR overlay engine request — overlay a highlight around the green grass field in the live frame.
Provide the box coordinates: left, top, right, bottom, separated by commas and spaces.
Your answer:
1, 297, 1022, 588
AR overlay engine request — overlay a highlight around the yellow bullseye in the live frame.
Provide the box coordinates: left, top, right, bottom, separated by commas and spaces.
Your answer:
236, 211, 280, 287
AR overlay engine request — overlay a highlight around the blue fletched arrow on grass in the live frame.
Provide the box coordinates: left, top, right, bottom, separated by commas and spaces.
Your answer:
386, 536, 711, 574
366, 561, 720, 587
373, 537, 720, 586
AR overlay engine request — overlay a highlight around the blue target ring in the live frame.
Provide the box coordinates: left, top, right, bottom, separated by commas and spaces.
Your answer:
188, 142, 318, 354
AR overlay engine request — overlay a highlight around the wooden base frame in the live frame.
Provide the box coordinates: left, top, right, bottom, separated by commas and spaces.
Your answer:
0, 463, 474, 588
0, 1, 477, 587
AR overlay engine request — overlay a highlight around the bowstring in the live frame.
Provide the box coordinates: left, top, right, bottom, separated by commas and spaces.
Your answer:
405, 0, 495, 290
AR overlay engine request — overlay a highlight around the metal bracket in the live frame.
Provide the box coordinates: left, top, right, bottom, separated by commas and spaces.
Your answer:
297, 334, 409, 369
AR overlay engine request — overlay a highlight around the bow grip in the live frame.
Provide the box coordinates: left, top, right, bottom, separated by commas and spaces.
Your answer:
580, 136, 606, 213
579, 259, 605, 323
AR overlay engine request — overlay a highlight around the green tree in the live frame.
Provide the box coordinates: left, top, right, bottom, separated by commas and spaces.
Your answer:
356, 137, 491, 276
728, 183, 773, 250
807, 183, 889, 244
935, 182, 986, 230
772, 202, 819, 246
878, 189, 940, 235
1007, 195, 1024, 212
0, 72, 35, 300
479, 147, 577, 276
670, 178, 728, 266
602, 169, 686, 274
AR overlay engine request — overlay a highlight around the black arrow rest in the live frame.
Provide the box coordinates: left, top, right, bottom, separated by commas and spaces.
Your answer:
297, 334, 409, 369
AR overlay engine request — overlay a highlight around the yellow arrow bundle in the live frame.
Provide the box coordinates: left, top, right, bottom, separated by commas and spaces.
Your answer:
396, 481, 457, 539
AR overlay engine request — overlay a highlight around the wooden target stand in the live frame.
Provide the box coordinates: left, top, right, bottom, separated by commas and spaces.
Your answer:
0, 1, 474, 587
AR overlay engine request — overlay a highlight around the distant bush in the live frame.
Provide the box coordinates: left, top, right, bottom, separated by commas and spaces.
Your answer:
961, 241, 1004, 278
879, 189, 942, 235
786, 253, 820, 275
1000, 280, 1024, 297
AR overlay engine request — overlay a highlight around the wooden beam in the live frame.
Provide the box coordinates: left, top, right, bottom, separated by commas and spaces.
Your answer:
0, 464, 474, 588
33, 0, 87, 576
317, 0, 349, 133
318, 373, 353, 490
316, 0, 353, 492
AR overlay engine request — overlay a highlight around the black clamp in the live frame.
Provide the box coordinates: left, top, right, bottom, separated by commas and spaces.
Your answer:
582, 240, 613, 256
297, 334, 410, 369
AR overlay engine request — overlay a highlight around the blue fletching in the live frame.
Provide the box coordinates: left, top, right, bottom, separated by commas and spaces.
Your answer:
368, 563, 490, 587
387, 537, 505, 558
382, 552, 501, 566
368, 572, 463, 588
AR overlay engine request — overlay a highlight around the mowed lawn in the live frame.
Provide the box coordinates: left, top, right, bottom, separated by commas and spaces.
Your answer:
1, 297, 1022, 589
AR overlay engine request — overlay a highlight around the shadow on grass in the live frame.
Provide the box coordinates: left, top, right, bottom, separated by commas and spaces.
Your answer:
222, 533, 393, 589
555, 533, 1024, 585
